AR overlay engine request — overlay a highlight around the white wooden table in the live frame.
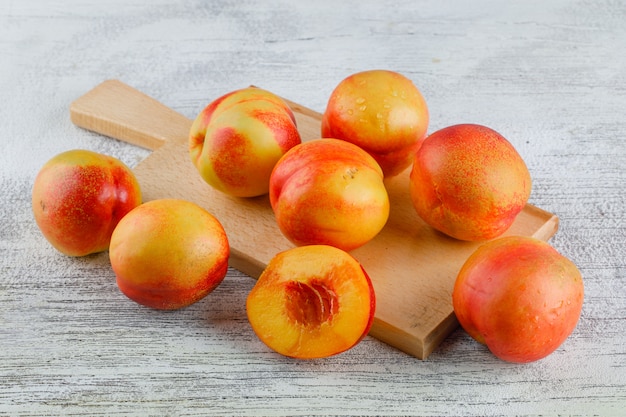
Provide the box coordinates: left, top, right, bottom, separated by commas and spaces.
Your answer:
1, 1, 624, 415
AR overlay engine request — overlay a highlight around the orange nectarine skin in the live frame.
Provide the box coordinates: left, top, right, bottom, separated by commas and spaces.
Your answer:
246, 245, 376, 359
409, 124, 531, 241
190, 87, 297, 133
32, 150, 142, 256
109, 199, 230, 310
452, 236, 584, 363
189, 87, 301, 197
321, 69, 429, 177
269, 138, 390, 252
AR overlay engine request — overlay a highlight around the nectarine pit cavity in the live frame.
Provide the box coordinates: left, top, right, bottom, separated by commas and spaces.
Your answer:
284, 280, 338, 328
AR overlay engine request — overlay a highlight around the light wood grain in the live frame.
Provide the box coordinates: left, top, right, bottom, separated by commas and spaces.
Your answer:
70, 79, 190, 150
70, 80, 558, 359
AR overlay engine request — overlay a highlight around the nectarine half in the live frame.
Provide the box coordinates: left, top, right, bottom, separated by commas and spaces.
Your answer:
246, 245, 376, 359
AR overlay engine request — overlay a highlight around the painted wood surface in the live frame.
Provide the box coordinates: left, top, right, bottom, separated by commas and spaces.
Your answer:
1, 0, 624, 415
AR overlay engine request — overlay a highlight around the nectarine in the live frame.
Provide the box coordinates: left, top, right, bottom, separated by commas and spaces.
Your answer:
32, 149, 142, 256
246, 245, 376, 359
189, 87, 301, 197
269, 138, 390, 252
321, 69, 429, 177
109, 199, 229, 310
452, 236, 584, 363
409, 124, 531, 241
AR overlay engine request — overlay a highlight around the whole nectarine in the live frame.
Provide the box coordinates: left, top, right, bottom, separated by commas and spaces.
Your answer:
189, 87, 301, 197
269, 138, 390, 252
452, 236, 584, 363
246, 245, 376, 359
321, 69, 429, 177
409, 124, 531, 241
32, 149, 142, 256
109, 199, 229, 310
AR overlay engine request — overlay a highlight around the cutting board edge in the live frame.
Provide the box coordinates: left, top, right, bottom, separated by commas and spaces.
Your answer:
368, 311, 459, 360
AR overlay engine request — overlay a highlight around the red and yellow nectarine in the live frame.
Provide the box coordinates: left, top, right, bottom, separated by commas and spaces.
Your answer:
409, 124, 531, 241
452, 236, 584, 363
269, 138, 390, 252
321, 69, 429, 177
32, 149, 142, 257
189, 87, 301, 197
109, 199, 230, 310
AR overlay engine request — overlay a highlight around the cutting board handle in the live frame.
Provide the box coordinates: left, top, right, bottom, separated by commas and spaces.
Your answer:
70, 79, 192, 151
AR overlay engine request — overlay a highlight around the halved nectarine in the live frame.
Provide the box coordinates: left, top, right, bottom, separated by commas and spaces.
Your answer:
246, 245, 376, 359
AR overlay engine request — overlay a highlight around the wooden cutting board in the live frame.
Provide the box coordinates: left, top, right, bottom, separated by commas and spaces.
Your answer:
70, 80, 559, 359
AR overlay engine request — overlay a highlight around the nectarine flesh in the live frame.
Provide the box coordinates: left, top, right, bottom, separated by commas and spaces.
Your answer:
246, 245, 376, 359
